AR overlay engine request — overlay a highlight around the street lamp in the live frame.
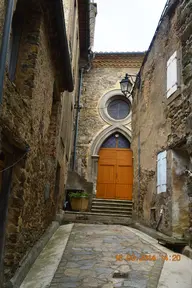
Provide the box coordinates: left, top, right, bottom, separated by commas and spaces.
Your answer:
120, 73, 133, 97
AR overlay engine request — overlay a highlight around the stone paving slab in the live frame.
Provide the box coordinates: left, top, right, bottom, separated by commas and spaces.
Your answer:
20, 224, 74, 288
19, 224, 192, 288
50, 224, 165, 288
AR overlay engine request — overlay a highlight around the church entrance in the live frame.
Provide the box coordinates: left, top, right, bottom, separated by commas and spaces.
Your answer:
96, 133, 133, 200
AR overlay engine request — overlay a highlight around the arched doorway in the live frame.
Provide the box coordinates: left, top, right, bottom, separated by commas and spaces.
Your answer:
96, 133, 133, 200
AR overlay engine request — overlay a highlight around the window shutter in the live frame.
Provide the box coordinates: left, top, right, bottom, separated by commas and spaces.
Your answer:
157, 153, 161, 193
167, 51, 178, 98
161, 151, 167, 192
157, 151, 167, 193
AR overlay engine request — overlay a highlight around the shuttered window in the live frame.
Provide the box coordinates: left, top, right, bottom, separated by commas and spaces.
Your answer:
167, 51, 178, 98
157, 151, 167, 193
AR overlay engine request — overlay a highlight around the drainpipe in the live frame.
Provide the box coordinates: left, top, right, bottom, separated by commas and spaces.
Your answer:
0, 0, 14, 104
72, 67, 84, 171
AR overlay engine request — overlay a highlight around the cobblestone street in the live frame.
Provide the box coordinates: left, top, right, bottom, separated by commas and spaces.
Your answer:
20, 224, 192, 288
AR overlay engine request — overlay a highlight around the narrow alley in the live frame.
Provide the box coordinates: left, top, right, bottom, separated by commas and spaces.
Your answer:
0, 0, 192, 287
20, 224, 192, 288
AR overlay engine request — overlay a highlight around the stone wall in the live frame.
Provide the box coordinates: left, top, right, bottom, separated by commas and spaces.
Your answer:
0, 0, 5, 45
0, 0, 80, 282
177, 0, 192, 244
132, 0, 192, 240
2, 7, 57, 281
76, 54, 144, 192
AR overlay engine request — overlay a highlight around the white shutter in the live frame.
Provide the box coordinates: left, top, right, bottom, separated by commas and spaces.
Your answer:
157, 151, 167, 193
161, 151, 167, 192
167, 51, 178, 98
157, 153, 161, 193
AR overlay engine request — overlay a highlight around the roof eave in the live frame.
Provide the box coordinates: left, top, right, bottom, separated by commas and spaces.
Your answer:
55, 0, 74, 92
78, 0, 90, 62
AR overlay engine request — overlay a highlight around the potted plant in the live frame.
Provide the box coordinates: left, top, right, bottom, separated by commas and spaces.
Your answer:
69, 191, 89, 211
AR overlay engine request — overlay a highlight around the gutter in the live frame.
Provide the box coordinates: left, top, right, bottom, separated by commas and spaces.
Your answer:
0, 0, 14, 104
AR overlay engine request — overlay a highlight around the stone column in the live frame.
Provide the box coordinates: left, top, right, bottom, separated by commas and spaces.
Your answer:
91, 155, 99, 196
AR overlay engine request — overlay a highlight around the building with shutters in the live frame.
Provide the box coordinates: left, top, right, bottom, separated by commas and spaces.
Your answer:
131, 0, 192, 245
0, 0, 96, 285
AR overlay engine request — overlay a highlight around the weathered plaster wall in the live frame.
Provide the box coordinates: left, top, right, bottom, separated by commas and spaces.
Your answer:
171, 150, 190, 238
132, 0, 192, 239
89, 3, 97, 48
178, 0, 192, 244
62, 0, 80, 165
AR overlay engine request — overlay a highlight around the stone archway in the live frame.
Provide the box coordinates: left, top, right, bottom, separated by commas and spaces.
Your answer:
87, 125, 132, 195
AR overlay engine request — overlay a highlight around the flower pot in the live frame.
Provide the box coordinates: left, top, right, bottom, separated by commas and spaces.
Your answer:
71, 197, 89, 211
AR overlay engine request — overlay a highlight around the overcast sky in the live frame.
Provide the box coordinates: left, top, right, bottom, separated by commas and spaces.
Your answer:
93, 0, 167, 52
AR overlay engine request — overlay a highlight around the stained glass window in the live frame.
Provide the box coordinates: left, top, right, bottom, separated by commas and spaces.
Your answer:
101, 135, 116, 148
107, 99, 130, 120
118, 135, 130, 148
101, 134, 130, 149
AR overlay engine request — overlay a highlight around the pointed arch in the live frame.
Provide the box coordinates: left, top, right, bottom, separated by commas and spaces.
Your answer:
90, 125, 132, 156
87, 125, 132, 187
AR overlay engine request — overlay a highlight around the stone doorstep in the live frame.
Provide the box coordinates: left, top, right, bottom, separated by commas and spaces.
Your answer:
62, 212, 133, 225
92, 201, 133, 204
92, 198, 132, 203
91, 205, 132, 210
65, 211, 132, 217
91, 208, 132, 213
133, 222, 188, 245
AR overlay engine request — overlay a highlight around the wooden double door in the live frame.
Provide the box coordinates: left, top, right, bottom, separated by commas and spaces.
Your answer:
96, 148, 133, 200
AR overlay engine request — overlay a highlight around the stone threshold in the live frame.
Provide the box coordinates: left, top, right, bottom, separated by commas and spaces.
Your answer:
62, 211, 133, 225
92, 198, 132, 203
65, 211, 131, 217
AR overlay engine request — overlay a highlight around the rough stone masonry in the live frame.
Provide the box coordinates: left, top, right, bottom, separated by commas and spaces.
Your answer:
132, 0, 192, 245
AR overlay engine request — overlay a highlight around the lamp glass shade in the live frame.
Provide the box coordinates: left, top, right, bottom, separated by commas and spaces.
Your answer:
120, 74, 133, 95
127, 79, 133, 93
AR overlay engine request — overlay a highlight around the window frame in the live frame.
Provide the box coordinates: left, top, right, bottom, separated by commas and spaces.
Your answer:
166, 50, 181, 101
157, 150, 167, 194
98, 89, 132, 125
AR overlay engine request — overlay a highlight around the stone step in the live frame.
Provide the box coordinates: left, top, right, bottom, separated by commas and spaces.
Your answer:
92, 198, 132, 204
65, 211, 131, 218
91, 198, 133, 217
92, 202, 132, 208
91, 208, 132, 215
63, 212, 133, 225
91, 205, 132, 211
92, 200, 132, 207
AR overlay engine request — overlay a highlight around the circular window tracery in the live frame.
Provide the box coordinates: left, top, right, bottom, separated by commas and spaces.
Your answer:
98, 89, 132, 125
107, 99, 130, 120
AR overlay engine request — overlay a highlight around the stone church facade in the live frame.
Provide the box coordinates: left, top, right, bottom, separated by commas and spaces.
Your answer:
76, 52, 144, 197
